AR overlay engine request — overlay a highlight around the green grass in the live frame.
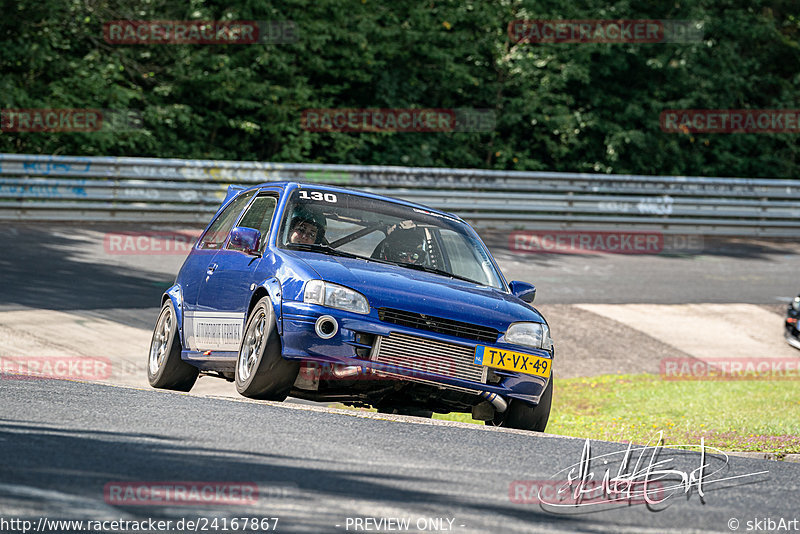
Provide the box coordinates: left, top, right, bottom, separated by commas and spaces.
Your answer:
338, 374, 800, 455
544, 374, 800, 455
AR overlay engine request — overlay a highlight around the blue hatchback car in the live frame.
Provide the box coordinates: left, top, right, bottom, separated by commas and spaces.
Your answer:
148, 182, 554, 431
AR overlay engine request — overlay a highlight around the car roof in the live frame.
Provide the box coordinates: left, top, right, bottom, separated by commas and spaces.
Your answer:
238, 181, 465, 222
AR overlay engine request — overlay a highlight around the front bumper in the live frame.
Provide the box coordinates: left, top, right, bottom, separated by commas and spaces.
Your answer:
280, 301, 552, 405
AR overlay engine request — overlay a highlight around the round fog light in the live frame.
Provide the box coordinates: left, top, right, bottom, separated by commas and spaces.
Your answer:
315, 315, 338, 339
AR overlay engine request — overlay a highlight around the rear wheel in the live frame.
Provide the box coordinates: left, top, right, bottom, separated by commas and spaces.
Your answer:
147, 300, 198, 391
235, 297, 299, 400
486, 376, 553, 432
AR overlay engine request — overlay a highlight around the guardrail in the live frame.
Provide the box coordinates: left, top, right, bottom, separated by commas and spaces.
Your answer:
1, 153, 798, 236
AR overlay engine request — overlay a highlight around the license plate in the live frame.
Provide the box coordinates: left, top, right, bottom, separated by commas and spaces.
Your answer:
474, 346, 551, 378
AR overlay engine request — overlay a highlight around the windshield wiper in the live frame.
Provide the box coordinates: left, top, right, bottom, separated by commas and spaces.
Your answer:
391, 262, 481, 285
284, 242, 362, 260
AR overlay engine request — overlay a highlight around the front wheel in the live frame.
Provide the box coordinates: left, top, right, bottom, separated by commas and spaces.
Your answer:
486, 375, 553, 432
147, 300, 198, 391
235, 297, 299, 401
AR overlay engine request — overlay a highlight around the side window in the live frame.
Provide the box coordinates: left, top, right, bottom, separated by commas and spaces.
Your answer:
198, 191, 255, 249
229, 195, 277, 252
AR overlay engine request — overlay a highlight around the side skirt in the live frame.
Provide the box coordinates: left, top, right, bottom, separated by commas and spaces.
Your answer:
182, 350, 239, 372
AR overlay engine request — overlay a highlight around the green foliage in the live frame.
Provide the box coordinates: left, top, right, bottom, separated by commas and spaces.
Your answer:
1, 0, 798, 177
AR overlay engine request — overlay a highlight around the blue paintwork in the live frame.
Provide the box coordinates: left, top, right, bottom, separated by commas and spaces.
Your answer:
164, 284, 185, 344
223, 184, 247, 204
509, 280, 537, 303
168, 181, 553, 404
282, 249, 543, 329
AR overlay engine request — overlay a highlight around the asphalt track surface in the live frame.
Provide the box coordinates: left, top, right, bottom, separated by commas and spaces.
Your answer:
1, 224, 800, 533
2, 225, 799, 319
2, 378, 798, 534
2, 224, 798, 379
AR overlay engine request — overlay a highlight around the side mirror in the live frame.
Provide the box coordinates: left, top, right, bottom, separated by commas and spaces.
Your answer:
510, 281, 536, 303
230, 227, 261, 255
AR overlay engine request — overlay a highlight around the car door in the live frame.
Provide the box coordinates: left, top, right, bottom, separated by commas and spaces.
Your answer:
191, 192, 280, 353
181, 190, 256, 351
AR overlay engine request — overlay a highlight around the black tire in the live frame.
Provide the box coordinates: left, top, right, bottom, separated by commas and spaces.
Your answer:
147, 300, 199, 391
235, 297, 299, 401
486, 375, 553, 432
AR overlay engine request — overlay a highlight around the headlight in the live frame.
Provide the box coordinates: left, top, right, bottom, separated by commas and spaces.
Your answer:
303, 280, 370, 314
505, 322, 553, 350
793, 296, 800, 311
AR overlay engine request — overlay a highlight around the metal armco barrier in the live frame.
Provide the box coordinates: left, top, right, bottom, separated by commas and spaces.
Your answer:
1, 153, 799, 236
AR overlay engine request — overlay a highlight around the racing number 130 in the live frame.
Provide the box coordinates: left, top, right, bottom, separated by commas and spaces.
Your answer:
299, 190, 337, 203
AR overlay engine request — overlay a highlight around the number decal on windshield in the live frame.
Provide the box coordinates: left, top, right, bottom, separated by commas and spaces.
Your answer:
299, 190, 337, 203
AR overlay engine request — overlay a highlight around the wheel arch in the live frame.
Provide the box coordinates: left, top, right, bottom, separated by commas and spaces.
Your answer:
162, 284, 186, 346
247, 277, 284, 335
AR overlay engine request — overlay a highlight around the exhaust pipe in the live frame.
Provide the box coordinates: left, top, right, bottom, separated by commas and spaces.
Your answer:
332, 365, 363, 378
315, 315, 338, 339
480, 391, 508, 413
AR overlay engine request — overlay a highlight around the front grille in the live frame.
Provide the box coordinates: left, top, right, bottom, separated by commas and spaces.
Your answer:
371, 333, 485, 384
378, 307, 499, 343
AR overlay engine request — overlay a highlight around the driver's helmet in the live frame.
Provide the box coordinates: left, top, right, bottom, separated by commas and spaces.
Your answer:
383, 228, 428, 264
288, 204, 327, 244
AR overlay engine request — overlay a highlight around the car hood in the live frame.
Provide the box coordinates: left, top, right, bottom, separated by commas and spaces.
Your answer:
284, 250, 545, 330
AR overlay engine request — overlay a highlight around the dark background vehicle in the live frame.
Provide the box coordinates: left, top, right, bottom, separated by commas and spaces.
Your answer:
786, 293, 800, 350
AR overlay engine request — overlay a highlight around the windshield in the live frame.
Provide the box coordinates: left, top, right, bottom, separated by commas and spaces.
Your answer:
278, 188, 505, 289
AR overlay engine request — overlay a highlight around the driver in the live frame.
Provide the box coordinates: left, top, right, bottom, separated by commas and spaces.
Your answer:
381, 228, 428, 265
288, 204, 327, 245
